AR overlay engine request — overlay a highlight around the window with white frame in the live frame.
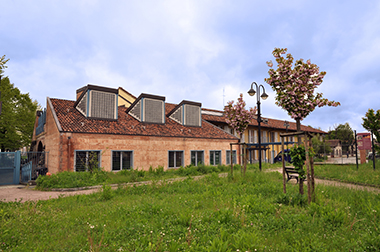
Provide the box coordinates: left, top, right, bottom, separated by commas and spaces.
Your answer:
248, 130, 254, 143
226, 150, 237, 165
168, 151, 183, 168
191, 151, 204, 166
112, 151, 133, 171
210, 150, 221, 165
75, 151, 100, 172
254, 130, 258, 143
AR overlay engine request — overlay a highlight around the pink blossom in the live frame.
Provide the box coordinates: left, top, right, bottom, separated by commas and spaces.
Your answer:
265, 47, 339, 121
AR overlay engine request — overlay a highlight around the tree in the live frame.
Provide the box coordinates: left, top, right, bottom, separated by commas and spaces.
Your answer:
362, 109, 380, 153
325, 123, 354, 153
224, 93, 256, 175
311, 134, 331, 158
0, 57, 37, 151
224, 93, 256, 138
264, 48, 340, 131
265, 47, 340, 196
0, 55, 9, 73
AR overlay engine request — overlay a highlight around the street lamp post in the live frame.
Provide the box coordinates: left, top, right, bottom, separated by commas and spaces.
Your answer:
248, 82, 268, 171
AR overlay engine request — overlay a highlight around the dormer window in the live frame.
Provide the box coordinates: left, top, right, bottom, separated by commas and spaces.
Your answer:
126, 94, 165, 124
168, 100, 202, 127
75, 85, 118, 120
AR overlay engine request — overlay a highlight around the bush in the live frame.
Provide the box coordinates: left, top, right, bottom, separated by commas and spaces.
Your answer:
36, 170, 108, 189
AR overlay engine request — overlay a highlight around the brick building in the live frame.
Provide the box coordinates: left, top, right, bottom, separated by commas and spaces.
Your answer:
32, 84, 239, 173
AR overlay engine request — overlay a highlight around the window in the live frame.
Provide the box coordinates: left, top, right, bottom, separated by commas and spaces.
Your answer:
112, 151, 133, 171
75, 151, 100, 172
191, 151, 204, 166
226, 150, 237, 165
262, 131, 267, 143
169, 151, 183, 168
270, 132, 275, 142
210, 150, 221, 165
248, 130, 254, 143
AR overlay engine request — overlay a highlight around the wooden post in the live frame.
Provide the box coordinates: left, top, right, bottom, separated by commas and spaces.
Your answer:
243, 143, 247, 176
304, 134, 311, 204
310, 142, 315, 202
230, 143, 233, 177
281, 136, 286, 193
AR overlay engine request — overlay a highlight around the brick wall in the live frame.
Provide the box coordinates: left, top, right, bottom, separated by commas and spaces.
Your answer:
62, 133, 238, 172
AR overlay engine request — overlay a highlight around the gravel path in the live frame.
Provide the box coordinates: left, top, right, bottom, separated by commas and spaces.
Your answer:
0, 171, 378, 203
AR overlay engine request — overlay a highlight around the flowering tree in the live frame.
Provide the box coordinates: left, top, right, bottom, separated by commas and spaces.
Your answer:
264, 48, 340, 131
224, 93, 256, 139
265, 48, 340, 196
224, 93, 256, 175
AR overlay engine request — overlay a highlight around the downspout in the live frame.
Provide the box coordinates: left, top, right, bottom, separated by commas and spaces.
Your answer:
67, 136, 71, 171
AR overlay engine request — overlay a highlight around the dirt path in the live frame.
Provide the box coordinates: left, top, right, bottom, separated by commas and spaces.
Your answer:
0, 185, 101, 202
1, 171, 379, 203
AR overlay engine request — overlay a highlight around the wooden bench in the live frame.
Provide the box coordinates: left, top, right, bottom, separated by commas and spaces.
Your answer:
284, 167, 306, 183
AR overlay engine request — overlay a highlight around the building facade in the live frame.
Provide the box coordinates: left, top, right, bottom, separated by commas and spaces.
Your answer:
32, 85, 239, 173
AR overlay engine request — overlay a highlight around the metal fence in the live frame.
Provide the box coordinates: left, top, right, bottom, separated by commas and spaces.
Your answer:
21, 151, 49, 180
310, 143, 358, 165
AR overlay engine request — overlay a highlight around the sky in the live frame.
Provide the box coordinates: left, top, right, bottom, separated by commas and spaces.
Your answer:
1, 0, 380, 133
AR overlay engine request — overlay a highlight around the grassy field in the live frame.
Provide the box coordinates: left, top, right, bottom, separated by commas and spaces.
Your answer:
314, 160, 380, 187
1, 170, 380, 251
35, 163, 279, 190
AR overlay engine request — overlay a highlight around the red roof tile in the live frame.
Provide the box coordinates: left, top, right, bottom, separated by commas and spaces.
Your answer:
202, 110, 326, 134
50, 98, 238, 140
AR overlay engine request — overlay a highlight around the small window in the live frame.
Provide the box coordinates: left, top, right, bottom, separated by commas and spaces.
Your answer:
168, 151, 183, 168
191, 151, 204, 166
112, 151, 133, 171
75, 151, 100, 172
226, 150, 237, 165
210, 150, 221, 165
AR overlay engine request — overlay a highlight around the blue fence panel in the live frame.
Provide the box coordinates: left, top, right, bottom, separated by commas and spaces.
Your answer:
0, 151, 20, 185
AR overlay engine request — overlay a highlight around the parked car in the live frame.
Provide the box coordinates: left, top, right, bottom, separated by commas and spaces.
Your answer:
367, 152, 380, 160
274, 149, 292, 163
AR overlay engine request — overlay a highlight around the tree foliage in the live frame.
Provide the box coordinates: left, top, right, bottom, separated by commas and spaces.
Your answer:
264, 48, 340, 122
311, 135, 331, 157
0, 57, 37, 151
362, 109, 380, 153
0, 55, 9, 73
326, 123, 354, 152
224, 93, 256, 138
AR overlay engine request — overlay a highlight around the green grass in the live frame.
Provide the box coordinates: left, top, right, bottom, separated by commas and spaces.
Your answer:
36, 163, 281, 190
314, 160, 380, 187
1, 171, 380, 251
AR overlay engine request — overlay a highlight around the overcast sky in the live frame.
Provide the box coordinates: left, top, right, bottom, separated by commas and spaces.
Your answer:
1, 1, 379, 133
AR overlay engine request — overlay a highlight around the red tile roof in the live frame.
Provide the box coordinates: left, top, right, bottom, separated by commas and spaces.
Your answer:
202, 110, 326, 134
50, 98, 238, 140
